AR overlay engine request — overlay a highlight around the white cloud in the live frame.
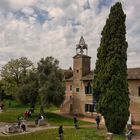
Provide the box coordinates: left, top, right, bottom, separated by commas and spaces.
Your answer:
8, 0, 36, 9
0, 0, 140, 69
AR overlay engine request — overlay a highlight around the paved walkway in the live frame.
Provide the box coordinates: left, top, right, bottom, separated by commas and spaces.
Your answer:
0, 121, 97, 137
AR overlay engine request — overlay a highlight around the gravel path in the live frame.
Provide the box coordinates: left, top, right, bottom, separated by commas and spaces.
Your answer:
0, 121, 96, 137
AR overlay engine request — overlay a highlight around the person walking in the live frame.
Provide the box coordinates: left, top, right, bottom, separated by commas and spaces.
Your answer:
73, 116, 78, 128
58, 125, 63, 140
95, 115, 101, 129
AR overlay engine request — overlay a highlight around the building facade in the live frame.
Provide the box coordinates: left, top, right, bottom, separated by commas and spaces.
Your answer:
61, 36, 140, 123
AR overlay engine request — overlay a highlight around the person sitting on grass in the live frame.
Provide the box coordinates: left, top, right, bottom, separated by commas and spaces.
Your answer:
21, 121, 26, 132
35, 114, 44, 126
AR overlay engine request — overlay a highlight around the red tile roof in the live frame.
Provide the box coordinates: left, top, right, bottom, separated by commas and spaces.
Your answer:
64, 68, 140, 81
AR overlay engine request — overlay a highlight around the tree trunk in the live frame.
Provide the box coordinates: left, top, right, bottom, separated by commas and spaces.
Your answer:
40, 106, 45, 115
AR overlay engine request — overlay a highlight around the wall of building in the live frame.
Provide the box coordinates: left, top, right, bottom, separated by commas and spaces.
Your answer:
128, 79, 140, 97
65, 82, 72, 97
82, 56, 91, 76
128, 79, 140, 123
72, 55, 91, 115
129, 96, 140, 124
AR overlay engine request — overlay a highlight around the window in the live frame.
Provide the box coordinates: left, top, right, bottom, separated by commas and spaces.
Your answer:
85, 82, 93, 94
138, 86, 140, 97
76, 88, 79, 92
85, 104, 94, 112
70, 85, 72, 91
76, 70, 79, 73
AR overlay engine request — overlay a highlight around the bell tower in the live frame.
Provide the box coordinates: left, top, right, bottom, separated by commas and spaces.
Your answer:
76, 36, 88, 55
72, 36, 91, 115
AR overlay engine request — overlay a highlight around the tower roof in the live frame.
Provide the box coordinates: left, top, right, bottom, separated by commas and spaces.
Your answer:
76, 36, 88, 55
79, 36, 86, 47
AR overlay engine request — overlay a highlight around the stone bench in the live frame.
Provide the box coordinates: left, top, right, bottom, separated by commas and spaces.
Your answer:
5, 124, 22, 133
106, 132, 113, 140
38, 119, 46, 126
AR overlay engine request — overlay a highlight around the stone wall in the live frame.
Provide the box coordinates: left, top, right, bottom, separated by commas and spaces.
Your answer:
128, 79, 140, 97
128, 80, 140, 123
129, 96, 140, 124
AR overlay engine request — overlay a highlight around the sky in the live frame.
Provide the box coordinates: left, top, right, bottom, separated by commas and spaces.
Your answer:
0, 0, 140, 69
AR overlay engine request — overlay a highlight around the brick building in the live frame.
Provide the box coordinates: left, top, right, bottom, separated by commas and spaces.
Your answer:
61, 36, 140, 123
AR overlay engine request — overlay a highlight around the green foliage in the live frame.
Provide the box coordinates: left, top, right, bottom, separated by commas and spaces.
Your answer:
0, 57, 33, 97
0, 56, 65, 111
93, 2, 129, 134
37, 57, 65, 113
17, 83, 38, 107
17, 69, 39, 108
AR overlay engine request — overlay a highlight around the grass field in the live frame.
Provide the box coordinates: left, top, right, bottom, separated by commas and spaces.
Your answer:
0, 100, 126, 140
0, 128, 125, 140
0, 100, 92, 126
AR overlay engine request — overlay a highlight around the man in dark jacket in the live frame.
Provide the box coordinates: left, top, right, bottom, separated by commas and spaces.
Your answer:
58, 125, 63, 140
73, 116, 79, 128
95, 115, 101, 129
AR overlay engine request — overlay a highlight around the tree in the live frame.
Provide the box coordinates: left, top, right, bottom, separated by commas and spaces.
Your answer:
19, 57, 33, 84
93, 2, 129, 134
37, 57, 65, 114
17, 69, 39, 108
1, 57, 33, 86
0, 57, 33, 97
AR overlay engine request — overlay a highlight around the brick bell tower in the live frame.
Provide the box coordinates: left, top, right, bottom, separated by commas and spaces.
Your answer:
72, 36, 91, 115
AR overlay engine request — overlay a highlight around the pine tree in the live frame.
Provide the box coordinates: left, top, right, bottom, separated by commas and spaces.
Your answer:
93, 2, 130, 134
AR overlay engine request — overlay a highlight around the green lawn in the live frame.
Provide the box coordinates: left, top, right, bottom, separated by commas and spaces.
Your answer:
0, 100, 125, 139
0, 128, 125, 140
0, 101, 92, 125
45, 112, 92, 126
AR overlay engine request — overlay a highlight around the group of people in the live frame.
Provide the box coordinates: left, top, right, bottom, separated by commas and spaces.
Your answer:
58, 114, 133, 140
15, 110, 133, 140
24, 109, 32, 120
58, 115, 102, 140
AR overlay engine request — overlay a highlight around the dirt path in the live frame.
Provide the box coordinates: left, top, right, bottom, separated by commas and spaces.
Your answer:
0, 121, 97, 137
0, 121, 140, 139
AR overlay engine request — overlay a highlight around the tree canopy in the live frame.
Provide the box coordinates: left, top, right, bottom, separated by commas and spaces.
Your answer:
37, 57, 65, 114
0, 56, 65, 113
93, 2, 130, 134
0, 57, 33, 97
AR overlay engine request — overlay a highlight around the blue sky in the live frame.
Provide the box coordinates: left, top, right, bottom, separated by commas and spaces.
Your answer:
0, 0, 140, 69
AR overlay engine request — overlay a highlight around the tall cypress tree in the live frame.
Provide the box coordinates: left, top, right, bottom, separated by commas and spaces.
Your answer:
93, 2, 130, 134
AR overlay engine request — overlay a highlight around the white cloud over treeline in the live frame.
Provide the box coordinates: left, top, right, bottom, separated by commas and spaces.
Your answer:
0, 0, 140, 69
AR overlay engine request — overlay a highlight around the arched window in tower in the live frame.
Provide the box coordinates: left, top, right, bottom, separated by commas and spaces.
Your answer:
85, 82, 93, 94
